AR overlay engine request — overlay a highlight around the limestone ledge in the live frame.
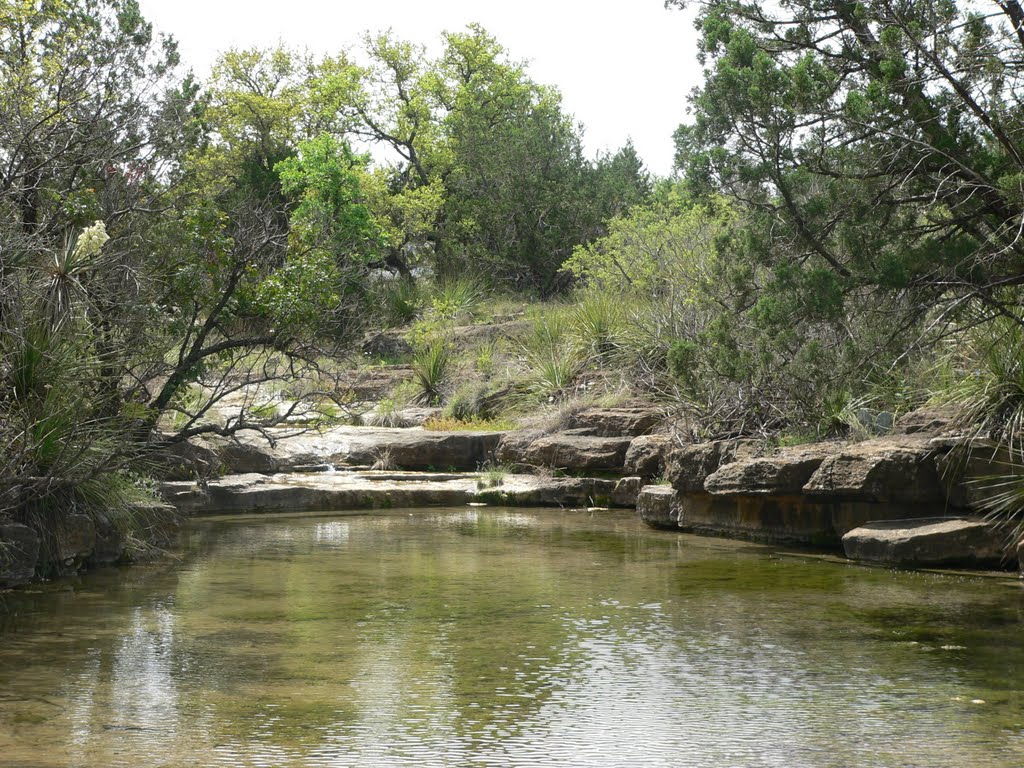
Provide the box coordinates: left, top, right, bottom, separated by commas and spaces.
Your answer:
162, 471, 634, 516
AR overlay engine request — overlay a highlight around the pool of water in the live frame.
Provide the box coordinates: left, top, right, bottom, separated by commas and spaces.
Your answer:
0, 507, 1022, 767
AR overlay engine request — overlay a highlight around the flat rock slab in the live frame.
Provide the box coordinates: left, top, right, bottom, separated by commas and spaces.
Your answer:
705, 446, 831, 496
163, 471, 627, 516
211, 426, 505, 474
842, 518, 1007, 568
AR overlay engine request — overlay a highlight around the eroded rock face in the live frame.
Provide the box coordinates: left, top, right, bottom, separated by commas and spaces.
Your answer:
0, 523, 40, 586
637, 485, 680, 529
842, 518, 1007, 568
663, 440, 757, 494
803, 437, 944, 504
704, 446, 831, 497
625, 434, 670, 479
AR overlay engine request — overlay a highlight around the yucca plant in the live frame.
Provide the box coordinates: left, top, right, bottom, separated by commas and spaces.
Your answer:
932, 312, 1024, 546
523, 346, 584, 403
430, 277, 485, 321
410, 339, 451, 405
569, 290, 627, 363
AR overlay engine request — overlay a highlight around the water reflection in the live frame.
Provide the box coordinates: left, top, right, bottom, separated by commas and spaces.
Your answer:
0, 508, 1022, 767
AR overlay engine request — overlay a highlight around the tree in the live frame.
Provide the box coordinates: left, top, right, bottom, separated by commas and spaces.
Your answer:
0, 3, 361, 565
316, 25, 634, 294
670, 0, 1024, 329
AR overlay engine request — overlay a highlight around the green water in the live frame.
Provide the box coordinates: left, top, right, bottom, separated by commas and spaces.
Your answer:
0, 508, 1022, 767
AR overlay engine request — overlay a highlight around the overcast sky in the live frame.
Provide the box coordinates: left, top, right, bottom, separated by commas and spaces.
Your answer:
137, 1, 703, 176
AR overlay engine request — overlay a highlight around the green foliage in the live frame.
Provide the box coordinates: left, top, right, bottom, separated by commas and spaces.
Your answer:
932, 313, 1024, 452
276, 134, 380, 265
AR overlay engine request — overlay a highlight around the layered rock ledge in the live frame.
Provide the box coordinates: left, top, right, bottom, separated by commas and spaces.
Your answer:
645, 429, 1016, 569
162, 471, 628, 516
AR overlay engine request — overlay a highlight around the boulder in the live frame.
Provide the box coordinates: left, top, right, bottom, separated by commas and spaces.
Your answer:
150, 436, 221, 480
803, 437, 944, 504
893, 406, 960, 436
624, 434, 670, 479
219, 440, 281, 474
664, 440, 757, 493
360, 330, 413, 360
0, 523, 40, 586
565, 406, 662, 437
612, 476, 644, 508
704, 445, 831, 496
842, 518, 1007, 569
637, 485, 681, 529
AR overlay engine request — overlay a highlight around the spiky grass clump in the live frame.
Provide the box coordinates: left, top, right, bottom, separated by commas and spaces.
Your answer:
430, 277, 485, 322
569, 290, 627, 362
381, 279, 423, 327
410, 339, 451, 405
367, 398, 414, 428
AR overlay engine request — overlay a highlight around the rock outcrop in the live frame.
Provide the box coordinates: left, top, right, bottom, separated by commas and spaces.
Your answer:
565, 406, 662, 437
624, 434, 670, 479
803, 436, 943, 505
704, 445, 831, 496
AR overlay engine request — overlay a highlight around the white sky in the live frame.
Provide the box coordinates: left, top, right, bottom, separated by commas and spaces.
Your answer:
138, 0, 702, 176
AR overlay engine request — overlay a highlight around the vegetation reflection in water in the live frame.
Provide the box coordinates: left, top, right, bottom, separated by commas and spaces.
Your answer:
0, 508, 1023, 768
